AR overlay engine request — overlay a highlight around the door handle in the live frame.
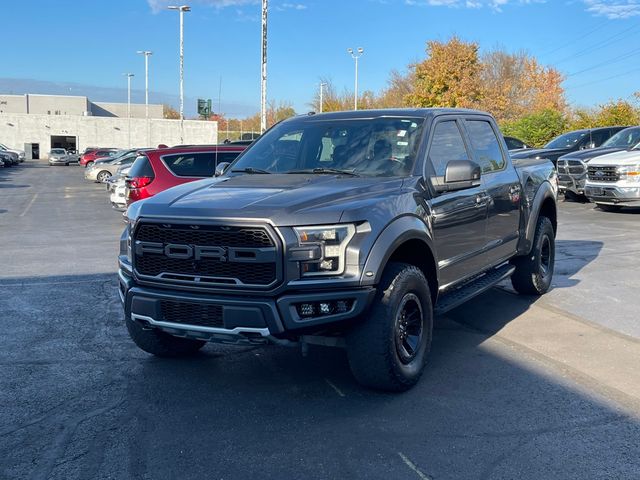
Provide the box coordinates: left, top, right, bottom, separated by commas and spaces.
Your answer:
475, 193, 489, 206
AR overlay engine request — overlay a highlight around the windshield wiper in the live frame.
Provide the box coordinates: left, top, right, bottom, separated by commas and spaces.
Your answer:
286, 167, 359, 176
230, 167, 271, 174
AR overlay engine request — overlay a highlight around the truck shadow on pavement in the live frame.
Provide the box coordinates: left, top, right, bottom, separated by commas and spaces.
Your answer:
1, 272, 639, 480
549, 239, 603, 289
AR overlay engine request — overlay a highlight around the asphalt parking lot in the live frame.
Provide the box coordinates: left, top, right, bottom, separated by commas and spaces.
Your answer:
1, 161, 639, 480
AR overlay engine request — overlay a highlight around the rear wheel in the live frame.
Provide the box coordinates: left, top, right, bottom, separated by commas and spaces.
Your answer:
596, 203, 622, 213
85, 161, 94, 168
126, 319, 206, 357
511, 216, 555, 295
346, 262, 433, 392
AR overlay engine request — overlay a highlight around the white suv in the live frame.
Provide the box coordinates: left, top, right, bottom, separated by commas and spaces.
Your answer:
585, 148, 640, 212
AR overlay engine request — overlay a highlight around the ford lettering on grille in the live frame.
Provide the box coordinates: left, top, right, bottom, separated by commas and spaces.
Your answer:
133, 223, 279, 288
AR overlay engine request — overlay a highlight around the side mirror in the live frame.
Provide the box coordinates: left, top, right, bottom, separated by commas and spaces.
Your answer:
214, 162, 231, 177
434, 160, 481, 193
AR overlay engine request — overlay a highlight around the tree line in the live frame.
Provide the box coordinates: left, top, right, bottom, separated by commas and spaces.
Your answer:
169, 36, 640, 147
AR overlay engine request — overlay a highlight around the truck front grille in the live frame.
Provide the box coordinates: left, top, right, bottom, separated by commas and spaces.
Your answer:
133, 222, 280, 289
160, 300, 223, 328
557, 159, 586, 175
588, 165, 619, 182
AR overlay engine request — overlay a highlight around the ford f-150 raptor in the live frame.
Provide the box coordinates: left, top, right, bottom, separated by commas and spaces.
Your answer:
119, 108, 558, 391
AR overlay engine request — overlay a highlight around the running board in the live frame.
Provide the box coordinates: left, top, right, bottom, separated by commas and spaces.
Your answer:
434, 264, 515, 315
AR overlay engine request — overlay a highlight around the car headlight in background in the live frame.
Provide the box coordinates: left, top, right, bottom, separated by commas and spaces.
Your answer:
617, 165, 640, 182
293, 224, 355, 276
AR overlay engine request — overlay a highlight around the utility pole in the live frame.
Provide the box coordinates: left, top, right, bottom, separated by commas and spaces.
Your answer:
123, 73, 134, 148
347, 47, 364, 110
319, 82, 327, 113
137, 50, 153, 145
260, 0, 268, 133
168, 5, 191, 143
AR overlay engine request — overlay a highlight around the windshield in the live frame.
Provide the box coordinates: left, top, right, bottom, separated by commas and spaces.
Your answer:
231, 117, 425, 177
545, 131, 588, 149
51, 149, 66, 154
602, 127, 640, 149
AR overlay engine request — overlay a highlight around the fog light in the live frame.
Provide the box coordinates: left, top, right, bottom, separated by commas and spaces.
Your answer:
320, 259, 336, 271
299, 303, 315, 317
319, 302, 332, 314
336, 300, 349, 313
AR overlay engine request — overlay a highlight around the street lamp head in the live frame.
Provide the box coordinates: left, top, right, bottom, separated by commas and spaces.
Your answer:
347, 48, 353, 54
137, 50, 153, 56
357, 47, 364, 54
168, 5, 190, 11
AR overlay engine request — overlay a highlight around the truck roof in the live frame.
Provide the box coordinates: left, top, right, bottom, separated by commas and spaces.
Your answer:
295, 108, 491, 121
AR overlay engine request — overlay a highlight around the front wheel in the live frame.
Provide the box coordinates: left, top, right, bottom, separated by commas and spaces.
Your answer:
511, 216, 555, 295
346, 262, 433, 392
97, 171, 111, 182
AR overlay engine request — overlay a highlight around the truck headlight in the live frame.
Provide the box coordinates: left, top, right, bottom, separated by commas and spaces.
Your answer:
293, 224, 355, 276
617, 165, 640, 182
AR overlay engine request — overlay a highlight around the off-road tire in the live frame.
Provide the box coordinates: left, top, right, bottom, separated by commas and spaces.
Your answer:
126, 319, 206, 357
511, 216, 555, 295
347, 262, 433, 392
596, 203, 622, 213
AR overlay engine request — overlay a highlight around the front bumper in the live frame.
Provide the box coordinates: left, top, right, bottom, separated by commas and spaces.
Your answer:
119, 268, 376, 344
49, 158, 68, 165
558, 174, 586, 194
585, 184, 640, 206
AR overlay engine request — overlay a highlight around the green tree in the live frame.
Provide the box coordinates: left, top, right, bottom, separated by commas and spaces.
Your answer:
501, 109, 567, 148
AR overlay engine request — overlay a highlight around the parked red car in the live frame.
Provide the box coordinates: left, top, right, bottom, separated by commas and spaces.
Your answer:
125, 145, 246, 206
79, 148, 118, 167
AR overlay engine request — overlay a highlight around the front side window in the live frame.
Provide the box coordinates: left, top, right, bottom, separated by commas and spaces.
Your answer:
427, 121, 469, 177
231, 117, 425, 177
465, 120, 505, 173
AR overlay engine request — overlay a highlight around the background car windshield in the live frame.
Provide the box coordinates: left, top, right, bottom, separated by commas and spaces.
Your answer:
602, 128, 640, 148
51, 149, 66, 154
545, 131, 588, 149
232, 117, 425, 177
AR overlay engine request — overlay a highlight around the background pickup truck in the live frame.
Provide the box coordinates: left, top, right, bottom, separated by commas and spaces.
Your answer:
119, 108, 558, 392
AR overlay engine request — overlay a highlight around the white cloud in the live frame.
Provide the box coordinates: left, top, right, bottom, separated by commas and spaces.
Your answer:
405, 0, 544, 12
582, 0, 640, 19
147, 0, 259, 14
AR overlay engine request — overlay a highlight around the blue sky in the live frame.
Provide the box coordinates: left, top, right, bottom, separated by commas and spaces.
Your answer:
2, 0, 640, 117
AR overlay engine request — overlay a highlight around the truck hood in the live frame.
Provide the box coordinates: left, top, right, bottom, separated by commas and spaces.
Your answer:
558, 147, 625, 162
134, 174, 405, 226
587, 149, 640, 166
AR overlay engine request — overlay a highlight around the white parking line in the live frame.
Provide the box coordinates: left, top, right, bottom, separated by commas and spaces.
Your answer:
19, 193, 39, 217
324, 378, 345, 397
398, 452, 432, 480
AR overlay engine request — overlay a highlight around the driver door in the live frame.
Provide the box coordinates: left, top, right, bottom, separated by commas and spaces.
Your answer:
425, 118, 489, 289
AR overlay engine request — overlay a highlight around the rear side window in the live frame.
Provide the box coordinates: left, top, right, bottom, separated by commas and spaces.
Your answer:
590, 131, 608, 147
428, 121, 469, 177
128, 155, 155, 177
162, 152, 218, 177
465, 120, 505, 173
504, 137, 524, 150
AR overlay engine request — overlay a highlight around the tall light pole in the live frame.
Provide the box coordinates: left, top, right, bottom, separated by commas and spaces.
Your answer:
319, 82, 327, 113
137, 50, 153, 146
168, 5, 190, 144
123, 73, 134, 148
260, 0, 268, 133
347, 47, 364, 110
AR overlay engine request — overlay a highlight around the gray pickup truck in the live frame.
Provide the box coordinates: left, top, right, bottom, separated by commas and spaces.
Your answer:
119, 108, 558, 391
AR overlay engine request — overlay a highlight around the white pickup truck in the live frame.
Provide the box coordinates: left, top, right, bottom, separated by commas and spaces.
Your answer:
585, 148, 640, 211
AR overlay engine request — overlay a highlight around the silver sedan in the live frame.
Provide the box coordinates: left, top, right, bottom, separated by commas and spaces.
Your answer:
48, 149, 72, 166
84, 154, 137, 183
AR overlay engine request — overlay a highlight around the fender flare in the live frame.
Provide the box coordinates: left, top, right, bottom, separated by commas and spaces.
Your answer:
360, 215, 437, 288
519, 180, 557, 255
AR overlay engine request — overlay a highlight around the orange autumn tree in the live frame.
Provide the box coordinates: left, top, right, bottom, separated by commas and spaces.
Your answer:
406, 37, 482, 108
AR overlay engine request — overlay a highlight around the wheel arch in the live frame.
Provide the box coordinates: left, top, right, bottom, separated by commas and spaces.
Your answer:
518, 181, 558, 255
361, 216, 438, 302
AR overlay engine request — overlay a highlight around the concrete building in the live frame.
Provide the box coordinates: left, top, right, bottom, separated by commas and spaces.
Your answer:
0, 93, 164, 119
0, 93, 217, 158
